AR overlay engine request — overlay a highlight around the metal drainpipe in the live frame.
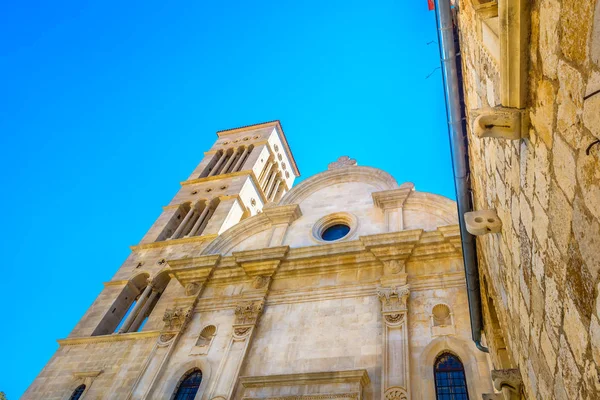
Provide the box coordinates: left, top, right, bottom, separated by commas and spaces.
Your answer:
434, 0, 489, 353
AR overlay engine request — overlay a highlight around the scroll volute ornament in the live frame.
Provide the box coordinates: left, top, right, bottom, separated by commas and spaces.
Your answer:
162, 306, 192, 331
377, 285, 410, 313
234, 300, 264, 325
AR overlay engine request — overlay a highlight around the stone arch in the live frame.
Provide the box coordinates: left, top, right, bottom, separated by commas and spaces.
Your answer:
416, 336, 492, 399
201, 213, 273, 255
403, 191, 458, 226
279, 166, 398, 206
152, 358, 211, 400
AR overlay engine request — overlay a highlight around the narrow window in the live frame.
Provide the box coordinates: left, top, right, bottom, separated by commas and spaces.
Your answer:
173, 369, 202, 400
69, 384, 86, 400
434, 353, 469, 400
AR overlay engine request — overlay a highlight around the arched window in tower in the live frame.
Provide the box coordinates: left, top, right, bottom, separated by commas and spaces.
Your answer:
434, 353, 469, 400
173, 369, 202, 400
92, 272, 171, 336
200, 150, 224, 178
69, 384, 86, 400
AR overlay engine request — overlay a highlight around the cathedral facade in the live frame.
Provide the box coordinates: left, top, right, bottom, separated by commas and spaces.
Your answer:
25, 121, 494, 399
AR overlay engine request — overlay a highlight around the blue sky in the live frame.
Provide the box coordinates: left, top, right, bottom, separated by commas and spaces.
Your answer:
0, 1, 452, 397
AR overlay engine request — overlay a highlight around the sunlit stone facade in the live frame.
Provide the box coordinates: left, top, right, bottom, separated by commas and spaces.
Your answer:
24, 121, 493, 399
457, 0, 600, 398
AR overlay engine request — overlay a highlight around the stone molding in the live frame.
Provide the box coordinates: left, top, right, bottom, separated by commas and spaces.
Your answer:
372, 186, 414, 210
130, 233, 217, 251
239, 369, 370, 387
57, 330, 161, 346
72, 370, 103, 379
280, 166, 398, 206
242, 394, 358, 400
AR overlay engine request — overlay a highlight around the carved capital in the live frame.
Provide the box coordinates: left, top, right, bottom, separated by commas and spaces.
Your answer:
377, 285, 410, 314
492, 369, 523, 394
235, 300, 264, 325
162, 306, 192, 331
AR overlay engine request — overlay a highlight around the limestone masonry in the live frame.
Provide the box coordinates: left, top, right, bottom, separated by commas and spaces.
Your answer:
456, 0, 600, 399
24, 121, 494, 399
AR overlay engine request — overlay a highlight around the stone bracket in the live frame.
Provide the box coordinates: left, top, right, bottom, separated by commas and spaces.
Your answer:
492, 369, 523, 395
471, 107, 529, 140
464, 210, 502, 236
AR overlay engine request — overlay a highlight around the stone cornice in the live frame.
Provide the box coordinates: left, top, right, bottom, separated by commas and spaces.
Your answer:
130, 234, 217, 251
58, 331, 160, 346
262, 204, 302, 225
180, 170, 269, 205
168, 254, 221, 287
180, 170, 250, 186
103, 280, 130, 287
372, 185, 414, 209
239, 369, 370, 387
168, 226, 462, 288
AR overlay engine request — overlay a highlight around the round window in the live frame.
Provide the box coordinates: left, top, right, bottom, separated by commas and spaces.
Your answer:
321, 224, 350, 241
312, 212, 357, 243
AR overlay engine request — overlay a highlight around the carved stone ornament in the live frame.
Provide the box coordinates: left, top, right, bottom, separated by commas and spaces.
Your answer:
384, 387, 408, 400
252, 275, 270, 289
235, 300, 264, 325
492, 369, 523, 393
383, 260, 405, 275
162, 306, 192, 331
234, 326, 252, 337
185, 282, 202, 296
377, 285, 410, 313
385, 314, 404, 324
328, 156, 357, 170
158, 333, 175, 343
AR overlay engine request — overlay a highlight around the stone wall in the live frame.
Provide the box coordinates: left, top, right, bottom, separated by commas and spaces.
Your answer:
457, 0, 600, 398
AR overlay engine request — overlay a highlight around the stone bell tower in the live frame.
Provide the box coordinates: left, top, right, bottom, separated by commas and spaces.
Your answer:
139, 120, 300, 246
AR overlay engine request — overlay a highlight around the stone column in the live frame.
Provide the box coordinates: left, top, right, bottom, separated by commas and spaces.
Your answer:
207, 152, 227, 177
118, 284, 153, 334
128, 288, 159, 332
232, 146, 250, 172
377, 285, 411, 400
169, 206, 195, 239
221, 149, 237, 174
260, 161, 274, 187
185, 204, 210, 237
206, 300, 265, 400
264, 172, 278, 199
269, 178, 282, 201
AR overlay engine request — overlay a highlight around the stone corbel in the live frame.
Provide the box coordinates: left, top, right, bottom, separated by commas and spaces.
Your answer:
262, 204, 302, 246
492, 369, 523, 400
372, 184, 414, 231
471, 107, 528, 140
234, 246, 288, 293
361, 230, 422, 283
167, 254, 220, 297
473, 0, 498, 19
